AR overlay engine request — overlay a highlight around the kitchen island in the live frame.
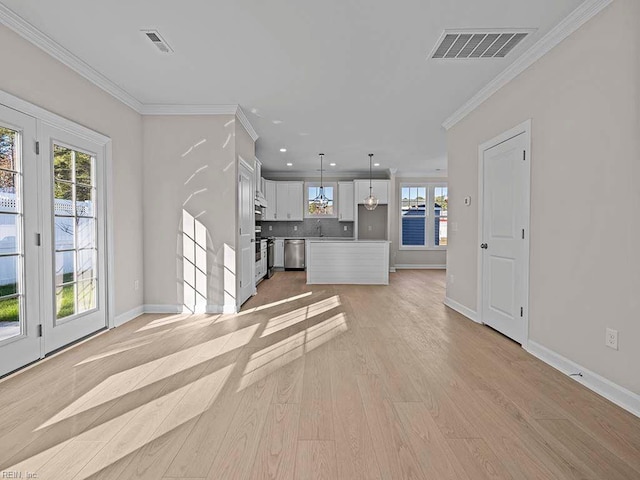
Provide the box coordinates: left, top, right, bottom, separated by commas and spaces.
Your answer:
306, 239, 390, 285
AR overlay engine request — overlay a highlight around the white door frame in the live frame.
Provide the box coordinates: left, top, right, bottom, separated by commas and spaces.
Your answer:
0, 89, 115, 346
477, 119, 531, 348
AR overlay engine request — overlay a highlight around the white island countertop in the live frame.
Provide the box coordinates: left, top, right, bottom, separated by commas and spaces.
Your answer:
306, 240, 390, 285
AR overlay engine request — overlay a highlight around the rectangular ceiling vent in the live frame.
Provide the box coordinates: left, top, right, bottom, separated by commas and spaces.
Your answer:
141, 29, 174, 54
431, 29, 533, 59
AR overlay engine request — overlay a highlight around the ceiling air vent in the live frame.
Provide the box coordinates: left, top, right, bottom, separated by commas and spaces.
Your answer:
430, 29, 533, 59
141, 29, 174, 54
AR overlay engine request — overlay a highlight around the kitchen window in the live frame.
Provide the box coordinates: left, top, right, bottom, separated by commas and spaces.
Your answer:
400, 183, 447, 249
305, 182, 337, 218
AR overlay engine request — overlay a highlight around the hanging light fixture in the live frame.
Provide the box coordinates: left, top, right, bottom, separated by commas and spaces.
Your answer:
364, 153, 379, 210
312, 153, 330, 212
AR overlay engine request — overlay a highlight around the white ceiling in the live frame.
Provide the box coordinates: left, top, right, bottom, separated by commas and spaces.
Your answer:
1, 0, 583, 175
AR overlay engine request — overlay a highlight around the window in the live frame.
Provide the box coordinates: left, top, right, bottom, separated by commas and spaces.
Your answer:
305, 182, 336, 217
400, 183, 447, 248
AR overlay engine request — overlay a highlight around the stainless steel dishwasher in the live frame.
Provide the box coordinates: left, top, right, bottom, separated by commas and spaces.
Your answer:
284, 239, 305, 270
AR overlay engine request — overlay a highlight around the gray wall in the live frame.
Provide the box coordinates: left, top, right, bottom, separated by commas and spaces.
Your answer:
0, 25, 144, 318
262, 218, 354, 238
143, 115, 238, 311
446, 0, 640, 394
358, 205, 388, 240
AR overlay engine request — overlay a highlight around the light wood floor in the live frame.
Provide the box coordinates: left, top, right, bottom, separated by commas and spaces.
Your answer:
1, 270, 640, 479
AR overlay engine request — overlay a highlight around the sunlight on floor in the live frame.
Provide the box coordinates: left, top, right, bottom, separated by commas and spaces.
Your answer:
260, 295, 340, 338
239, 312, 348, 391
13, 365, 234, 479
37, 324, 258, 430
235, 291, 313, 317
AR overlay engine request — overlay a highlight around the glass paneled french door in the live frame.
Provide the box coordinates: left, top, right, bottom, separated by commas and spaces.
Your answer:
40, 125, 107, 354
0, 103, 108, 376
0, 105, 42, 376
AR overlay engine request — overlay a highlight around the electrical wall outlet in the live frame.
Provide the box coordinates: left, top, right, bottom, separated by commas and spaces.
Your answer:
294, 225, 298, 231
368, 225, 372, 231
605, 328, 618, 350
269, 225, 272, 231
448, 274, 455, 284
134, 280, 139, 291
344, 225, 347, 231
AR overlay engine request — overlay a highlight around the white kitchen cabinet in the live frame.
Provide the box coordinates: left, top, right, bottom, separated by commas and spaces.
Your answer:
338, 181, 354, 221
276, 181, 304, 221
274, 239, 285, 267
264, 180, 277, 220
355, 179, 389, 205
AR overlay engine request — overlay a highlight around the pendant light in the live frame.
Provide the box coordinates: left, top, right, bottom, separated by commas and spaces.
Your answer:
312, 153, 329, 212
364, 153, 379, 210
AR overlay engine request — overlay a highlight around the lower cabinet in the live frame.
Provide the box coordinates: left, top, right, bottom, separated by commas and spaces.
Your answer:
274, 239, 285, 268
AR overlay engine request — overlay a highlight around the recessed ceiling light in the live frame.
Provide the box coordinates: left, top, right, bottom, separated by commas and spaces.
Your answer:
286, 162, 293, 167
329, 163, 336, 167
273, 120, 283, 125
280, 148, 287, 152
374, 163, 380, 167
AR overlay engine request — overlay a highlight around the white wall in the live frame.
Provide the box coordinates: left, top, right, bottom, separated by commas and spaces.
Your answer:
446, 0, 640, 394
0, 25, 144, 318
142, 115, 240, 312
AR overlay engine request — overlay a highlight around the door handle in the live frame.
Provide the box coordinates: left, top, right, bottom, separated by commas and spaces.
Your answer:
480, 243, 488, 249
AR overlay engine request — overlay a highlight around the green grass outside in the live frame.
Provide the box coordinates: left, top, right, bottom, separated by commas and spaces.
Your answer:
0, 273, 76, 323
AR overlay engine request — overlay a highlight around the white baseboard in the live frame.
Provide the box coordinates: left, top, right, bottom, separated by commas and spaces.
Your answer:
143, 304, 181, 314
114, 305, 144, 327
526, 341, 640, 418
444, 297, 480, 323
394, 264, 446, 270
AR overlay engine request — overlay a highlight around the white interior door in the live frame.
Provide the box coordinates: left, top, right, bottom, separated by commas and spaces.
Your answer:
0, 105, 41, 376
238, 161, 254, 306
481, 130, 529, 344
40, 124, 107, 353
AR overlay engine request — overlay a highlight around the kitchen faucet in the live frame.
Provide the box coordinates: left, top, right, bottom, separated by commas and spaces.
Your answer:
316, 219, 323, 237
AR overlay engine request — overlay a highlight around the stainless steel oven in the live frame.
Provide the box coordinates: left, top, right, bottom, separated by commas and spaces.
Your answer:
255, 203, 264, 261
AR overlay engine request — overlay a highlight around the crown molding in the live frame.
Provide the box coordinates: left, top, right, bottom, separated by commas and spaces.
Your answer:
235, 106, 259, 141
0, 3, 143, 113
139, 104, 238, 115
442, 0, 613, 130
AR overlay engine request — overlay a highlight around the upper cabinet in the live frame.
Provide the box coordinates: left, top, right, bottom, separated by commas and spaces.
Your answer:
338, 181, 354, 221
275, 181, 304, 221
264, 180, 277, 220
354, 179, 389, 204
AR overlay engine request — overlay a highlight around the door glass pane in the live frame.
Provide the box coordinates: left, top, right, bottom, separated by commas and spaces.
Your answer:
0, 256, 19, 296
75, 152, 92, 185
0, 126, 22, 342
77, 280, 95, 313
0, 171, 18, 213
54, 216, 75, 250
0, 297, 20, 342
77, 249, 95, 281
56, 284, 75, 319
53, 145, 73, 182
76, 218, 95, 250
55, 250, 75, 284
0, 214, 18, 254
53, 144, 98, 320
54, 181, 73, 205
76, 186, 93, 217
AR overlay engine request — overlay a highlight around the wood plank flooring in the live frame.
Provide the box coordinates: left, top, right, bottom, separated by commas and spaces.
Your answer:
1, 270, 639, 479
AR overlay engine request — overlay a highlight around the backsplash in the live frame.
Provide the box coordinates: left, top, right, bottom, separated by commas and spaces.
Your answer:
262, 219, 354, 238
